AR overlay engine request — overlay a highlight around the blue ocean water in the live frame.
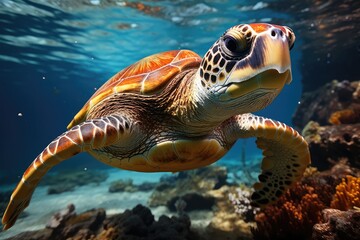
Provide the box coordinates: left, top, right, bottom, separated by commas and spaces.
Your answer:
0, 0, 303, 182
0, 0, 360, 239
1, 1, 359, 239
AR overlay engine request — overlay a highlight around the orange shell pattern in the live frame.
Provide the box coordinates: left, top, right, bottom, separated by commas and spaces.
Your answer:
68, 50, 201, 129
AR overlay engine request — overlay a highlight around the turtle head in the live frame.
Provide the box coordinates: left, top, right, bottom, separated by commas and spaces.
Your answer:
197, 23, 295, 114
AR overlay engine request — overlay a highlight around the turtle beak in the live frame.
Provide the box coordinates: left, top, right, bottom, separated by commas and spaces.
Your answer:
220, 27, 293, 101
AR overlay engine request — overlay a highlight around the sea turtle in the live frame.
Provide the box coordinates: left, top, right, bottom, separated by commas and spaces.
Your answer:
2, 23, 310, 230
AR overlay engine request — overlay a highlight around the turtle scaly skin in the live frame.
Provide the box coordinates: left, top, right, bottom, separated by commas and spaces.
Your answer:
2, 23, 310, 230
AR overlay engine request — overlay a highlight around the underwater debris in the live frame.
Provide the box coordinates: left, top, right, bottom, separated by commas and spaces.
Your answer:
312, 209, 360, 240
330, 175, 360, 210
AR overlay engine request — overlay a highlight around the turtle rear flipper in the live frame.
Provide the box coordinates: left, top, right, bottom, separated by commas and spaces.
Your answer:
2, 115, 131, 230
222, 113, 311, 207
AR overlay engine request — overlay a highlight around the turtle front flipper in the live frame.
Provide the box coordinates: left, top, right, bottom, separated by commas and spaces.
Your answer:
222, 113, 310, 207
2, 115, 130, 230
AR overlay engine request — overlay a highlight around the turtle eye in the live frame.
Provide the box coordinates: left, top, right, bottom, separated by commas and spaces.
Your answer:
221, 34, 248, 57
224, 36, 238, 52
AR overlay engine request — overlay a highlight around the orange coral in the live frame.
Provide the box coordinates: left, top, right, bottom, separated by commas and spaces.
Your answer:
328, 108, 359, 125
252, 183, 326, 239
251, 163, 359, 240
330, 175, 360, 210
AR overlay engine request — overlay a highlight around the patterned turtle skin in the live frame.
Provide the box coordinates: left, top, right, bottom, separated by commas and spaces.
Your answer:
2, 23, 310, 230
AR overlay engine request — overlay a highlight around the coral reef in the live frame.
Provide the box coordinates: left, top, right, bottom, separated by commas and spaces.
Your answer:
251, 161, 360, 240
6, 204, 202, 240
302, 121, 360, 170
328, 108, 360, 125
205, 186, 255, 240
109, 179, 138, 193
99, 205, 199, 240
312, 209, 360, 240
40, 170, 108, 194
148, 166, 254, 239
330, 175, 360, 210
251, 182, 326, 240
293, 80, 360, 130
293, 80, 360, 169
167, 193, 215, 212
228, 186, 258, 222
7, 207, 106, 240
109, 179, 156, 193
148, 166, 227, 211
5, 166, 253, 239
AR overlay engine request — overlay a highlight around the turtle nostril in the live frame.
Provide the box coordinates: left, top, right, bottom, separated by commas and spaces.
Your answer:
271, 29, 284, 38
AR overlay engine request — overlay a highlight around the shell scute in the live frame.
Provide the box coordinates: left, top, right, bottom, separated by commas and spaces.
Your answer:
142, 64, 179, 93
68, 50, 201, 129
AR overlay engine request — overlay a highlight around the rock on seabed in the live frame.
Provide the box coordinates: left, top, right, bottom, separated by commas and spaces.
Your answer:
6, 204, 202, 240
312, 209, 360, 240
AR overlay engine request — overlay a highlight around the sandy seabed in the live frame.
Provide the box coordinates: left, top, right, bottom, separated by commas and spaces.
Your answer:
0, 169, 175, 239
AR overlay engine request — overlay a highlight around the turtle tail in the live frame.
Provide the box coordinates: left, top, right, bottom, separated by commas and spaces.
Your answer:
2, 116, 123, 230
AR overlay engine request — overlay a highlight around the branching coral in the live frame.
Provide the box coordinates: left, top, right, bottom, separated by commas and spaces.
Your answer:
229, 187, 258, 222
245, 152, 360, 240
250, 165, 359, 240
330, 175, 360, 210
251, 182, 326, 240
